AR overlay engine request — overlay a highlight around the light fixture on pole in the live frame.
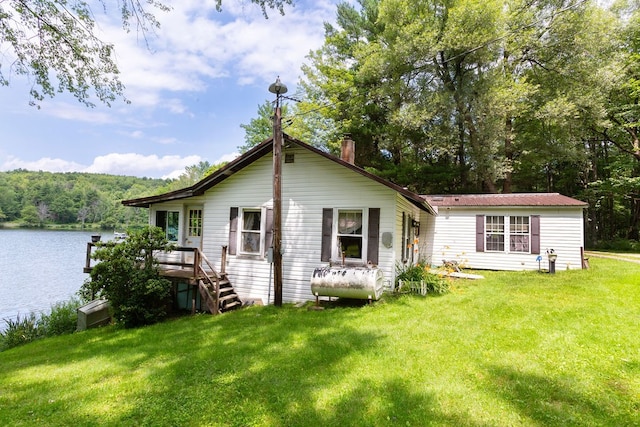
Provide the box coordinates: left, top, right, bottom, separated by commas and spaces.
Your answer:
269, 77, 287, 307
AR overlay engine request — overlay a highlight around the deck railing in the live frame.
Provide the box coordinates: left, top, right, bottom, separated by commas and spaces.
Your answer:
84, 243, 222, 280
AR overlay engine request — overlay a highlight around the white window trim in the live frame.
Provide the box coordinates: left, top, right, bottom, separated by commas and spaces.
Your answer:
238, 207, 266, 257
509, 215, 531, 253
332, 208, 368, 263
485, 215, 531, 254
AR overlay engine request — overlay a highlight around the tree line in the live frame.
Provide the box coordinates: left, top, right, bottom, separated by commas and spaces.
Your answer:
0, 162, 220, 230
0, 170, 167, 229
241, 0, 640, 248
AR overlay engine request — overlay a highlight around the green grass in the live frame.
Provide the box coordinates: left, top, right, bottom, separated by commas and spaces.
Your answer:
1, 258, 639, 426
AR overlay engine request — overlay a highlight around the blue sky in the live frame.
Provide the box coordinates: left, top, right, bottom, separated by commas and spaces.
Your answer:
0, 0, 340, 179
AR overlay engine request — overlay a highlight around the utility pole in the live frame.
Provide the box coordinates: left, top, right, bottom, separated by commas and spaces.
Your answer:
269, 77, 287, 306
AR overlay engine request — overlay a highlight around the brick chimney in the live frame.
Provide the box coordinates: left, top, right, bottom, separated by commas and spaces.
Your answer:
340, 134, 355, 165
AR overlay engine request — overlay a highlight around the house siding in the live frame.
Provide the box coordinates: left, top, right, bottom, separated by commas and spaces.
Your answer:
423, 206, 584, 271
200, 145, 400, 303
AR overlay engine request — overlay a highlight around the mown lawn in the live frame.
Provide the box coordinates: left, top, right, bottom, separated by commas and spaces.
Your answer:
0, 258, 638, 426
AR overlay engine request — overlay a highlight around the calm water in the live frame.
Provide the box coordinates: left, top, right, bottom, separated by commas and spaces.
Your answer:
0, 229, 113, 331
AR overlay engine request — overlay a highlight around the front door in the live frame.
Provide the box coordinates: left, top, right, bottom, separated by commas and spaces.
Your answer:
184, 206, 203, 264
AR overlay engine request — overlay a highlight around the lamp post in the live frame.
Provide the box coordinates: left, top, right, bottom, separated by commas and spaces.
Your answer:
268, 77, 287, 306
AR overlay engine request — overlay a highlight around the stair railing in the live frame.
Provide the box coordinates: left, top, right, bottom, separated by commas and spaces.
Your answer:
193, 248, 221, 314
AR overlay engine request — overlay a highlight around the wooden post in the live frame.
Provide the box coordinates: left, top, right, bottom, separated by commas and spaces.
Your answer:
193, 248, 200, 278
220, 245, 227, 275
85, 242, 93, 271
273, 101, 283, 306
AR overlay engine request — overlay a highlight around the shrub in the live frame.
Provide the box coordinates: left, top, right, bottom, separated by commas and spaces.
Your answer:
592, 238, 640, 252
81, 226, 174, 328
0, 313, 41, 350
0, 299, 83, 351
40, 299, 81, 336
396, 261, 450, 295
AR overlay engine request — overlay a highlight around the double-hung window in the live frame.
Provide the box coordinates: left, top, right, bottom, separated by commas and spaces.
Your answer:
477, 215, 539, 254
240, 209, 262, 255
509, 216, 530, 252
321, 207, 380, 265
485, 215, 505, 252
337, 209, 364, 260
483, 215, 531, 253
228, 207, 273, 258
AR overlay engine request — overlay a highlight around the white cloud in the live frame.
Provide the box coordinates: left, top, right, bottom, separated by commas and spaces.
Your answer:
45, 102, 115, 124
1, 153, 205, 178
0, 156, 86, 173
85, 153, 202, 177
93, 0, 333, 108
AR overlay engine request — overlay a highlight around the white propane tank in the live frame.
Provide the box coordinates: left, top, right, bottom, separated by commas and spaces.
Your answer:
310, 266, 385, 300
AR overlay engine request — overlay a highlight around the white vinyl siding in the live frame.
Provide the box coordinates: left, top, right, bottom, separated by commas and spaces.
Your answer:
199, 146, 399, 303
422, 207, 585, 271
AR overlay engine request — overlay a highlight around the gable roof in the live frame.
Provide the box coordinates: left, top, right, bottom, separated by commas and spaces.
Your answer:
122, 134, 436, 214
422, 193, 587, 208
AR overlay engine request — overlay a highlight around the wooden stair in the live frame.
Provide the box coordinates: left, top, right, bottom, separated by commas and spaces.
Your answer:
197, 274, 242, 314
195, 248, 242, 314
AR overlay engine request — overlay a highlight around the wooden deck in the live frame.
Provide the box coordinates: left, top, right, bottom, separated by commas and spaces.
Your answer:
84, 241, 239, 315
84, 243, 222, 282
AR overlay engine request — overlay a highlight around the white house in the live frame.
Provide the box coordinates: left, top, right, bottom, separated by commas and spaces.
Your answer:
123, 135, 435, 304
420, 194, 588, 271
122, 134, 587, 306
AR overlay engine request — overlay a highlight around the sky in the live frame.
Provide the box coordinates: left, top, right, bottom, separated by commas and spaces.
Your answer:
0, 0, 340, 179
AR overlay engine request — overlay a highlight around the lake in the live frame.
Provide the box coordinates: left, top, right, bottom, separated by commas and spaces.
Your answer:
0, 229, 113, 331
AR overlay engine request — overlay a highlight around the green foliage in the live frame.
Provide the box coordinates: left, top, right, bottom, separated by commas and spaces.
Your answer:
0, 313, 41, 351
395, 261, 450, 295
83, 226, 174, 328
293, 0, 640, 239
0, 299, 81, 351
39, 299, 82, 337
1, 0, 292, 106
592, 238, 640, 252
0, 170, 167, 229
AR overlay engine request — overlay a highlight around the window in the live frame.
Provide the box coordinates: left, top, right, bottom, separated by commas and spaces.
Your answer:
320, 208, 380, 264
485, 215, 505, 252
337, 210, 364, 259
228, 207, 273, 257
156, 210, 179, 242
402, 212, 415, 263
479, 215, 534, 253
510, 216, 530, 252
188, 209, 202, 237
240, 209, 262, 254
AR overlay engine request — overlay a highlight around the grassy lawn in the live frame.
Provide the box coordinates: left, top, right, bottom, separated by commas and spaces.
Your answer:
1, 258, 638, 426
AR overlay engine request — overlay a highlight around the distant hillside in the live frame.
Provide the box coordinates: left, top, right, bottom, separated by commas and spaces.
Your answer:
0, 170, 172, 229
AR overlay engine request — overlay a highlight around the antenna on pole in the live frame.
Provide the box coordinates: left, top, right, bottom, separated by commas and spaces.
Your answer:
269, 76, 287, 307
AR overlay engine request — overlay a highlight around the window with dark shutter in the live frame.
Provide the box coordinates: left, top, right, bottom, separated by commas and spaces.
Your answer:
321, 208, 333, 262
228, 207, 238, 255
476, 215, 485, 252
367, 208, 380, 264
265, 208, 274, 253
531, 215, 540, 254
